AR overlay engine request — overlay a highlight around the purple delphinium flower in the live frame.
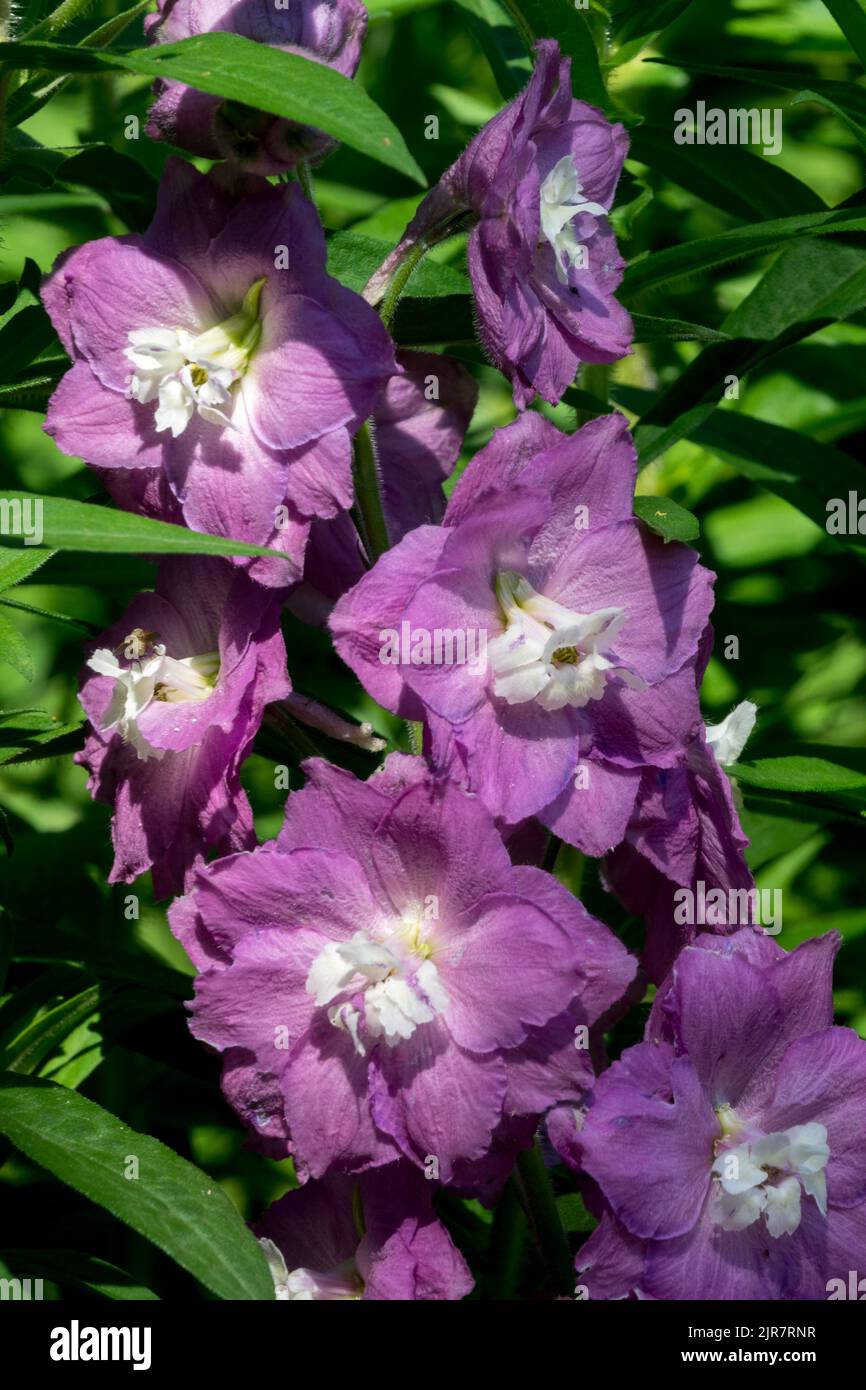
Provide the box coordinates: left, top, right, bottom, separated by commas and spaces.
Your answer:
366, 40, 632, 408
330, 411, 715, 857
604, 699, 757, 983
558, 928, 866, 1300
77, 556, 288, 899
291, 349, 478, 622
42, 159, 396, 583
146, 0, 368, 174
169, 754, 635, 1182
254, 1162, 473, 1300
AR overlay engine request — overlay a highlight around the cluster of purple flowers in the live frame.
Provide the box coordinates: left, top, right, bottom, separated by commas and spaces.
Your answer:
41, 1, 866, 1300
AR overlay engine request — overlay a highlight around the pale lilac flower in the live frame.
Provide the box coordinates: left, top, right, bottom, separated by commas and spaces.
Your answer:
77, 556, 288, 898
331, 412, 715, 855
560, 929, 866, 1299
146, 0, 368, 173
42, 159, 396, 583
604, 699, 757, 982
366, 40, 632, 407
170, 755, 634, 1181
254, 1163, 473, 1300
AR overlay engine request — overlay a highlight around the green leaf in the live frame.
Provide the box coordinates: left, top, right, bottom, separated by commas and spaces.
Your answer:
1, 1249, 159, 1300
0, 365, 67, 413
610, 0, 697, 46
0, 985, 106, 1074
730, 751, 866, 799
57, 146, 158, 233
0, 547, 52, 592
620, 206, 866, 299
0, 35, 427, 186
0, 708, 85, 767
0, 495, 292, 562
791, 88, 866, 153
687, 410, 866, 557
820, 0, 866, 70
453, 0, 532, 100
627, 238, 866, 466
0, 1076, 274, 1300
556, 1190, 597, 1234
634, 494, 700, 543
646, 59, 866, 145
0, 610, 33, 681
629, 123, 824, 220
508, 0, 609, 111
0, 273, 57, 384
12, 922, 192, 999
630, 313, 731, 344
327, 230, 470, 297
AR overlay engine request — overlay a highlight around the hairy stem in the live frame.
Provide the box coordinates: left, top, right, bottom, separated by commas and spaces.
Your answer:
351, 421, 390, 565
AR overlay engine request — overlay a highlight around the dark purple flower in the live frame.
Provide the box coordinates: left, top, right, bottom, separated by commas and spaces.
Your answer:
146, 0, 368, 173
367, 40, 632, 407
254, 1163, 473, 1300
42, 159, 396, 583
563, 929, 866, 1300
169, 755, 635, 1182
604, 700, 757, 983
331, 412, 715, 856
77, 556, 288, 898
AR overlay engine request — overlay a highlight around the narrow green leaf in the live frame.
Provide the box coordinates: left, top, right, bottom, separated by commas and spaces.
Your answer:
1, 985, 106, 1074
628, 239, 866, 465
634, 495, 700, 544
791, 88, 866, 152
0, 1076, 274, 1300
0, 494, 292, 562
453, 0, 532, 100
58, 146, 158, 233
820, 0, 866, 70
646, 59, 866, 142
0, 35, 427, 186
690, 411, 866, 557
327, 230, 470, 297
629, 124, 824, 220
0, 547, 53, 592
621, 207, 866, 299
0, 708, 85, 767
730, 752, 866, 799
0, 610, 32, 680
1, 1249, 159, 1300
617, 0, 696, 42
0, 283, 57, 384
510, 0, 608, 110
630, 313, 730, 344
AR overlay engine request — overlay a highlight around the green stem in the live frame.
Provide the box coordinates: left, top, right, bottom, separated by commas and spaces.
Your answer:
575, 362, 611, 427
295, 160, 315, 205
489, 1178, 527, 1299
378, 238, 429, 332
22, 0, 98, 41
514, 1140, 573, 1298
498, 0, 536, 55
352, 421, 390, 564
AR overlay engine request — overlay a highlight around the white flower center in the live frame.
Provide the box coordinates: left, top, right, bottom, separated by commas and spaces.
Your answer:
87, 630, 219, 761
125, 279, 265, 438
487, 571, 645, 712
710, 1117, 829, 1238
539, 154, 608, 284
706, 700, 757, 767
306, 911, 448, 1056
259, 1239, 361, 1302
